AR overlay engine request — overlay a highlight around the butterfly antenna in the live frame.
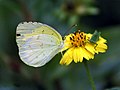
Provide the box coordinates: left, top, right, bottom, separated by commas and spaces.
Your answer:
63, 24, 77, 36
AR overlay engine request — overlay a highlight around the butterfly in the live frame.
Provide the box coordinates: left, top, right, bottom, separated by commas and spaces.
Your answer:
16, 22, 63, 67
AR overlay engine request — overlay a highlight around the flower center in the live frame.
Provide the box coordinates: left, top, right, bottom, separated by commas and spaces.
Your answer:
69, 31, 86, 47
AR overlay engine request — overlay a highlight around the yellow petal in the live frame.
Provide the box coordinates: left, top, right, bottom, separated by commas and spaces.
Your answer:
86, 33, 92, 37
60, 48, 73, 65
95, 47, 106, 53
85, 43, 95, 54
100, 43, 107, 49
73, 48, 78, 63
77, 47, 84, 62
62, 34, 73, 51
73, 47, 83, 63
97, 37, 107, 44
61, 42, 72, 51
80, 47, 94, 60
95, 43, 107, 53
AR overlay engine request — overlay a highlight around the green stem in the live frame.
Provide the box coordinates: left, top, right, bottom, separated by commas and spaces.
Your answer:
83, 60, 96, 90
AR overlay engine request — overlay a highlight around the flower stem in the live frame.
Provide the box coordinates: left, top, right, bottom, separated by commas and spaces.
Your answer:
83, 60, 96, 90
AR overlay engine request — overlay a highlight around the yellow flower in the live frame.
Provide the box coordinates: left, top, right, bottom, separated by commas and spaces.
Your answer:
60, 30, 107, 65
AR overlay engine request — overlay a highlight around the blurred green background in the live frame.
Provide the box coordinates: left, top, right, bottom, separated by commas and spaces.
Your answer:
0, 0, 120, 90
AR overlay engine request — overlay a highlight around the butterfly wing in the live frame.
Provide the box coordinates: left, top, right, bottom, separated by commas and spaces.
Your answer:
16, 22, 62, 47
19, 34, 63, 67
16, 22, 63, 67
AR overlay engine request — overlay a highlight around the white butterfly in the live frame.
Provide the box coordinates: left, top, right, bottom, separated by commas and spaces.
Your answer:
16, 22, 63, 67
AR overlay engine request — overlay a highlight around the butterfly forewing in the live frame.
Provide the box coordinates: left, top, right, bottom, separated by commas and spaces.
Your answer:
16, 22, 62, 45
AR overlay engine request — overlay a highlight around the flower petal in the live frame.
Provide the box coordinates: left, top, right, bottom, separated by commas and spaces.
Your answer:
61, 34, 73, 51
95, 43, 107, 53
60, 48, 73, 65
80, 47, 94, 60
61, 41, 72, 51
85, 43, 95, 54
97, 37, 107, 44
73, 47, 83, 63
86, 33, 92, 37
77, 47, 84, 62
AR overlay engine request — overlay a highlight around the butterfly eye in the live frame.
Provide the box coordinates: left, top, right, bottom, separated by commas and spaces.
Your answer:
16, 34, 21, 36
